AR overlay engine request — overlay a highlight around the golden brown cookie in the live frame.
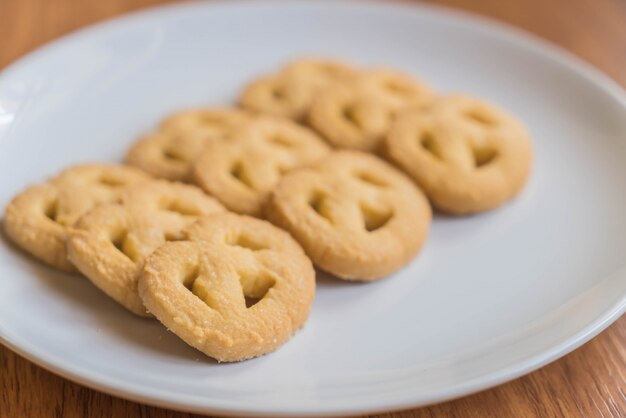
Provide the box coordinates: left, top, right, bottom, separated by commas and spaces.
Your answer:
239, 58, 357, 121
67, 180, 225, 316
384, 95, 533, 214
3, 164, 151, 272
266, 151, 431, 280
138, 212, 316, 362
308, 69, 434, 152
307, 84, 390, 152
191, 116, 330, 217
125, 108, 252, 181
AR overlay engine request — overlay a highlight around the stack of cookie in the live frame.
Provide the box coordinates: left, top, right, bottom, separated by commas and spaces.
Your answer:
240, 58, 532, 215
4, 163, 316, 362
3, 58, 532, 362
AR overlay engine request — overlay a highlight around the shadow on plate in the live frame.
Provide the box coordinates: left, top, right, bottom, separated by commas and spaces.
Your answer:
0, 229, 216, 364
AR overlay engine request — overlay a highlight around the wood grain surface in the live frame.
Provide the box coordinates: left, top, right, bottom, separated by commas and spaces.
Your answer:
1, 0, 625, 417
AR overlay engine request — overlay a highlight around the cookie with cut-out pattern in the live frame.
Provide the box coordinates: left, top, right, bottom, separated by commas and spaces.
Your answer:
384, 95, 532, 214
126, 108, 253, 182
191, 116, 330, 217
67, 180, 225, 316
3, 164, 151, 272
307, 69, 434, 152
239, 58, 357, 121
266, 151, 431, 280
138, 212, 315, 362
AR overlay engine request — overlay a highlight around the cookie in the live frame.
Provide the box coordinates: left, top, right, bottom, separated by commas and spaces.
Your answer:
191, 116, 330, 217
307, 83, 390, 152
266, 151, 431, 280
3, 164, 151, 271
138, 212, 316, 362
125, 108, 252, 182
308, 69, 434, 152
239, 58, 357, 121
67, 180, 225, 316
384, 95, 533, 214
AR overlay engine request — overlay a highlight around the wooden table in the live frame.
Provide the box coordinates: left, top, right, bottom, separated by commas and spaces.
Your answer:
1, 0, 625, 416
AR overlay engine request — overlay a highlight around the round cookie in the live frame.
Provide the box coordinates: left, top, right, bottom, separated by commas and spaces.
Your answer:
266, 151, 431, 280
307, 83, 390, 152
384, 95, 533, 214
138, 212, 316, 362
239, 58, 357, 121
3, 164, 151, 272
191, 116, 330, 217
125, 108, 252, 181
67, 180, 225, 316
308, 69, 434, 152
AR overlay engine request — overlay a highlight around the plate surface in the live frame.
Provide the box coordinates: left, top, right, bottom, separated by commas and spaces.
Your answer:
1, 1, 626, 416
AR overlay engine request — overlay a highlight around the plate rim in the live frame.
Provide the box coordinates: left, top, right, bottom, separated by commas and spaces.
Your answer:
2, 296, 625, 417
1, 0, 625, 416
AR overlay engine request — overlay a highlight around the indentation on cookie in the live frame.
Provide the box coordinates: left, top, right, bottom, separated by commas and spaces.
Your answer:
229, 161, 254, 190
162, 199, 202, 217
163, 230, 186, 242
267, 134, 294, 148
464, 108, 496, 126
275, 164, 290, 176
354, 171, 388, 188
342, 105, 362, 129
308, 191, 331, 223
198, 115, 228, 127
110, 229, 140, 262
418, 131, 441, 160
99, 176, 125, 187
472, 145, 498, 168
239, 269, 275, 309
244, 296, 262, 308
360, 202, 393, 232
181, 265, 208, 304
182, 268, 199, 290
271, 87, 286, 101
163, 148, 187, 163
44, 199, 58, 222
225, 233, 268, 251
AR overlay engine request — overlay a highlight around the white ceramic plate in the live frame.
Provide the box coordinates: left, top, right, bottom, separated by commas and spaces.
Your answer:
1, 1, 625, 416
